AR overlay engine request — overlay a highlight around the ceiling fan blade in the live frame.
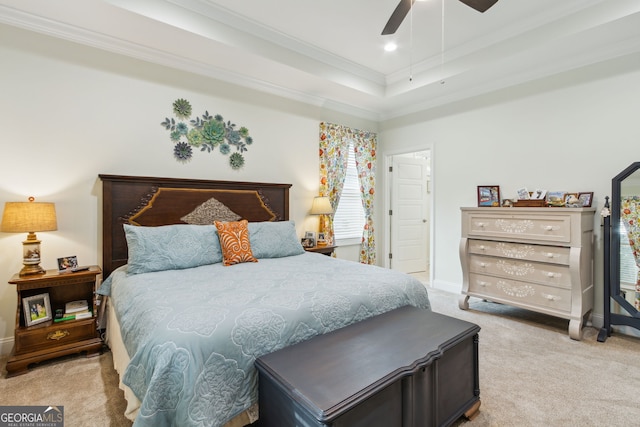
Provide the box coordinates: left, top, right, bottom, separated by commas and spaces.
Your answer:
381, 0, 416, 35
458, 0, 499, 13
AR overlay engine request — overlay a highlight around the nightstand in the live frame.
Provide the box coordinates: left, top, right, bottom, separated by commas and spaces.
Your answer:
304, 245, 336, 256
5, 266, 103, 377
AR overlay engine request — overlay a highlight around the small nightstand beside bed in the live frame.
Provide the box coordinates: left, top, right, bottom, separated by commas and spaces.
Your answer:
98, 175, 431, 427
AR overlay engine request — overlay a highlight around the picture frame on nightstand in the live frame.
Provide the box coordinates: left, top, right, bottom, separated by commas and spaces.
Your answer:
57, 255, 78, 272
23, 293, 52, 327
317, 232, 326, 246
301, 237, 316, 248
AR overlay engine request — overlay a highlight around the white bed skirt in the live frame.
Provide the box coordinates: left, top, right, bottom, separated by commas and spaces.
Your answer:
106, 297, 141, 421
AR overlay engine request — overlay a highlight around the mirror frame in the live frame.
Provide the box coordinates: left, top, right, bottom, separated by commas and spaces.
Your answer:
598, 162, 640, 342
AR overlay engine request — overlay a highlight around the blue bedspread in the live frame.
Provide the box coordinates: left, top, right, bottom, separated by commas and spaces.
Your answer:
101, 252, 430, 427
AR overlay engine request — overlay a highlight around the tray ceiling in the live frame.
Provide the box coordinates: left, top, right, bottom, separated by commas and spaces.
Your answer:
1, 0, 640, 120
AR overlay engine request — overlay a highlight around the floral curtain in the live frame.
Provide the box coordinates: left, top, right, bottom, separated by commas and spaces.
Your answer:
621, 196, 640, 310
319, 122, 377, 264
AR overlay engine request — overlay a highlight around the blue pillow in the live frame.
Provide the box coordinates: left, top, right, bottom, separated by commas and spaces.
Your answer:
124, 224, 222, 274
248, 221, 305, 259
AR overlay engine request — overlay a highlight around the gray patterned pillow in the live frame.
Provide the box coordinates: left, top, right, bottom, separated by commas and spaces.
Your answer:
124, 224, 222, 274
248, 221, 305, 259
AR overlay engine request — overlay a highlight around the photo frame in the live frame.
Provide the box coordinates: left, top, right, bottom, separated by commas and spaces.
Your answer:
57, 255, 78, 272
578, 192, 594, 207
516, 187, 530, 200
23, 293, 52, 327
304, 231, 316, 240
477, 185, 501, 207
564, 193, 579, 205
301, 237, 316, 248
317, 232, 326, 245
531, 189, 547, 200
546, 191, 566, 207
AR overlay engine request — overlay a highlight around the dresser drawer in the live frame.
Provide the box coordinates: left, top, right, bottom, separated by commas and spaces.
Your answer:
468, 239, 570, 265
15, 319, 97, 354
469, 254, 571, 288
464, 213, 571, 244
469, 273, 571, 313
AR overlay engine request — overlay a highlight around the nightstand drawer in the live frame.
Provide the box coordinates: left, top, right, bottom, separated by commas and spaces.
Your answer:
15, 319, 96, 354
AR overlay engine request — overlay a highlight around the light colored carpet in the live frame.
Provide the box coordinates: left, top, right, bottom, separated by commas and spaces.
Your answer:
428, 289, 640, 427
1, 288, 639, 426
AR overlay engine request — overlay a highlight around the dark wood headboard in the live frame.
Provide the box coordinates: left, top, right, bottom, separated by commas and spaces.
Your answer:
100, 174, 291, 278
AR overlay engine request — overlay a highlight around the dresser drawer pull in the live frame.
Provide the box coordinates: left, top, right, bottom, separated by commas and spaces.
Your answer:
478, 281, 488, 287
546, 252, 555, 258
543, 294, 561, 302
544, 225, 557, 231
479, 262, 487, 268
477, 222, 485, 228
47, 330, 70, 341
479, 245, 486, 251
547, 272, 556, 278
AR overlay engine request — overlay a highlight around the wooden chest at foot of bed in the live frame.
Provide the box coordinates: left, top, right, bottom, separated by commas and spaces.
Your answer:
255, 306, 481, 427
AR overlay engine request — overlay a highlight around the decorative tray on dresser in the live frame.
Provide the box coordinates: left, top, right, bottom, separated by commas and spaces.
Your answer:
459, 207, 596, 340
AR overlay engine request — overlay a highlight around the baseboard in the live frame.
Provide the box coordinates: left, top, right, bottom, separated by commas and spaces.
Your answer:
590, 313, 603, 329
0, 336, 14, 356
430, 279, 461, 295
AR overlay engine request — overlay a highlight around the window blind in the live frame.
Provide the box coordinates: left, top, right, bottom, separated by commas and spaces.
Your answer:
333, 143, 365, 241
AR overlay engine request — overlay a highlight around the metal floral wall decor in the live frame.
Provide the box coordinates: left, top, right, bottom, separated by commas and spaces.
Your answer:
161, 98, 253, 169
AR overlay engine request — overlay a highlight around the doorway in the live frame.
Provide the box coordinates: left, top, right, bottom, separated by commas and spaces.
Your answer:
387, 150, 432, 282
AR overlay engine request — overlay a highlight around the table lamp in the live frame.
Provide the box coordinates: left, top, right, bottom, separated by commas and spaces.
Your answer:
1, 197, 58, 276
310, 196, 333, 245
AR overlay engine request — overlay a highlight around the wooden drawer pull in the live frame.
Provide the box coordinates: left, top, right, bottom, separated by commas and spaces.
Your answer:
543, 294, 561, 301
546, 252, 555, 258
47, 330, 70, 341
545, 225, 556, 231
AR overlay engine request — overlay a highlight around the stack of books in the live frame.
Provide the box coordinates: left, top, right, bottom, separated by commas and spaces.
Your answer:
54, 300, 92, 322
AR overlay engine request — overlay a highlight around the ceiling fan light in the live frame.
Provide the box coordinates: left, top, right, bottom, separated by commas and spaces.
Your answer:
384, 42, 398, 52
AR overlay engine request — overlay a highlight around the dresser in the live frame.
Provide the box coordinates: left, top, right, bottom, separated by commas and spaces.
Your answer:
459, 207, 595, 340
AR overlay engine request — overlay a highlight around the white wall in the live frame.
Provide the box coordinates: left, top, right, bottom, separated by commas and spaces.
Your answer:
379, 52, 640, 327
0, 24, 376, 352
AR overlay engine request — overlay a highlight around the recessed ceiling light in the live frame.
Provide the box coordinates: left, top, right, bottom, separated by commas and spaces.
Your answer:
384, 42, 397, 52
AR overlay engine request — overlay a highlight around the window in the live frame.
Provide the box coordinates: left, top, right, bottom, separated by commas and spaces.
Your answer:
333, 143, 365, 244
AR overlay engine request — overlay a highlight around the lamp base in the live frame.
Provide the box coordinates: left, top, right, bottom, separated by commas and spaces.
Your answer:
20, 233, 46, 276
19, 264, 46, 277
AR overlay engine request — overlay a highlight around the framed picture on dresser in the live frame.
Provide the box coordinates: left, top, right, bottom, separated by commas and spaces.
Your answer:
578, 192, 593, 207
477, 185, 501, 207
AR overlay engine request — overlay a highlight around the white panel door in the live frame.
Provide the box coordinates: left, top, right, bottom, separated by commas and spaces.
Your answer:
391, 156, 429, 273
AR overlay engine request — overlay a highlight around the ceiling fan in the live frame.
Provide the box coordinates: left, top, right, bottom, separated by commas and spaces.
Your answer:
381, 0, 499, 35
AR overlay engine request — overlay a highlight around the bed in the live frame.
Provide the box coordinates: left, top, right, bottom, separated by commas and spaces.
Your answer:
97, 174, 431, 427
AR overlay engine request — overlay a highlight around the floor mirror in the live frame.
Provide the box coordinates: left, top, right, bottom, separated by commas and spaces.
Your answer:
598, 162, 640, 342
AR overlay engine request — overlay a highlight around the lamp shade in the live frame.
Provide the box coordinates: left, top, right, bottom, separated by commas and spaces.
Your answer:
310, 196, 334, 215
1, 199, 58, 233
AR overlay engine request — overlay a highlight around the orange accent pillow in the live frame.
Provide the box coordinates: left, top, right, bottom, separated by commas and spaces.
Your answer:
214, 220, 258, 266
